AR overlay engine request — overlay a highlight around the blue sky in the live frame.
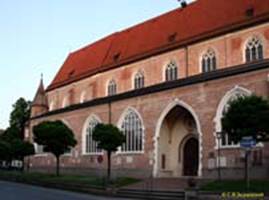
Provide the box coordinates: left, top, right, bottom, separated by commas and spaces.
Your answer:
0, 0, 194, 129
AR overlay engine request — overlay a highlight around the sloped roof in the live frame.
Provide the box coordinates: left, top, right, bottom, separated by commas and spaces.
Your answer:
32, 78, 48, 107
47, 0, 269, 91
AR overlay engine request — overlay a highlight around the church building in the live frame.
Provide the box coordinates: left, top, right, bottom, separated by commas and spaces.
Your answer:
27, 0, 269, 179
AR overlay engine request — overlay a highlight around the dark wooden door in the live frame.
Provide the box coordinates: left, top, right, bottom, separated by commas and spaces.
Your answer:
183, 138, 199, 176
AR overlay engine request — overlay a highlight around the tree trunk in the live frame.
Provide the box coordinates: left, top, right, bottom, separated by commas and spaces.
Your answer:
56, 156, 60, 176
107, 151, 111, 182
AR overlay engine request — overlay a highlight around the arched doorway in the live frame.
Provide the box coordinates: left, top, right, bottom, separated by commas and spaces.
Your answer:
155, 102, 200, 178
183, 137, 199, 176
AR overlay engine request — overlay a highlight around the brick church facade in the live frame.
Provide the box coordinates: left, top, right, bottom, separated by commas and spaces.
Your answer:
26, 0, 269, 179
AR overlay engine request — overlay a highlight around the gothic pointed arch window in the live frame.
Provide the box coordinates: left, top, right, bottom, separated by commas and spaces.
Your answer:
165, 61, 178, 81
215, 87, 251, 147
245, 36, 264, 62
84, 116, 102, 154
201, 48, 217, 73
134, 71, 145, 89
107, 79, 117, 96
120, 109, 144, 153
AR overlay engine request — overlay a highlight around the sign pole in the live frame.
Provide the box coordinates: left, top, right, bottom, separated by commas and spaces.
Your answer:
240, 136, 256, 190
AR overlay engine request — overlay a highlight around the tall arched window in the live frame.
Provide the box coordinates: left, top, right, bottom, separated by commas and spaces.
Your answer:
215, 87, 251, 147
107, 80, 117, 96
245, 36, 264, 62
202, 49, 217, 73
134, 71, 144, 89
120, 109, 144, 153
85, 116, 101, 154
165, 61, 178, 81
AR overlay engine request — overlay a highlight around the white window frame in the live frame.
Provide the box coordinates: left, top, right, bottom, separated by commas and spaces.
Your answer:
214, 86, 252, 149
201, 48, 217, 73
117, 107, 145, 154
244, 35, 264, 63
133, 71, 145, 90
164, 60, 178, 82
107, 79, 117, 96
82, 114, 103, 155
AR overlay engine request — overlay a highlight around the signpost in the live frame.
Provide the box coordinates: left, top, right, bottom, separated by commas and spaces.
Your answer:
240, 136, 256, 149
240, 136, 256, 189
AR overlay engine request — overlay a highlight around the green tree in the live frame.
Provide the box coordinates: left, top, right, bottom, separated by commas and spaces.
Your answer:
33, 121, 77, 176
93, 123, 125, 181
9, 98, 31, 139
222, 95, 269, 188
1, 126, 21, 142
0, 140, 11, 166
10, 140, 35, 161
1, 126, 35, 170
222, 95, 269, 143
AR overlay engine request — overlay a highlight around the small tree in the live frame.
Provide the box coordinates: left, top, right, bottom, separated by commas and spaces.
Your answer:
222, 95, 269, 187
93, 123, 125, 181
222, 95, 269, 143
33, 121, 77, 176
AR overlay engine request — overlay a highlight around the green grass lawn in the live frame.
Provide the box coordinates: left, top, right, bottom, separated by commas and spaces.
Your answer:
0, 170, 140, 189
201, 180, 269, 193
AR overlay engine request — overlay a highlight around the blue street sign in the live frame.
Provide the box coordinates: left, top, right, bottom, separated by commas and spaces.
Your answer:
240, 136, 256, 148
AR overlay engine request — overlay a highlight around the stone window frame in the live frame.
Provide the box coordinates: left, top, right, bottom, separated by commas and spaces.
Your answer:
244, 35, 264, 63
133, 70, 145, 90
214, 86, 252, 149
117, 107, 145, 154
200, 48, 217, 73
164, 60, 178, 82
107, 79, 117, 96
82, 114, 103, 155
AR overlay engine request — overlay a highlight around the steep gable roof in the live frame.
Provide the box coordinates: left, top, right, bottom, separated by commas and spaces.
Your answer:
32, 78, 48, 107
47, 0, 269, 91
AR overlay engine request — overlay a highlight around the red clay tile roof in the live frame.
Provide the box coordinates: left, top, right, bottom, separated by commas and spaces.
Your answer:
47, 0, 269, 91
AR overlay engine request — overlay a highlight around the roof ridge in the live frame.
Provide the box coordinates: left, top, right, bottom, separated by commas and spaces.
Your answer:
47, 0, 269, 91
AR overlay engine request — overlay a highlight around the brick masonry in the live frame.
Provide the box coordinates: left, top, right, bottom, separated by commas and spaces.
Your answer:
28, 22, 269, 179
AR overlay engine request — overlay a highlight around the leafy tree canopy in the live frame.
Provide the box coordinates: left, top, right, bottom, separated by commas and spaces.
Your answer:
0, 129, 4, 135
0, 140, 11, 161
0, 126, 35, 161
222, 95, 269, 143
1, 126, 21, 142
93, 123, 125, 152
33, 121, 77, 157
93, 123, 125, 181
10, 140, 35, 160
9, 98, 31, 139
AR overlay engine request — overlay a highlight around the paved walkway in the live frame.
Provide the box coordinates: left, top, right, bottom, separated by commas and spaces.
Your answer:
0, 181, 134, 200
